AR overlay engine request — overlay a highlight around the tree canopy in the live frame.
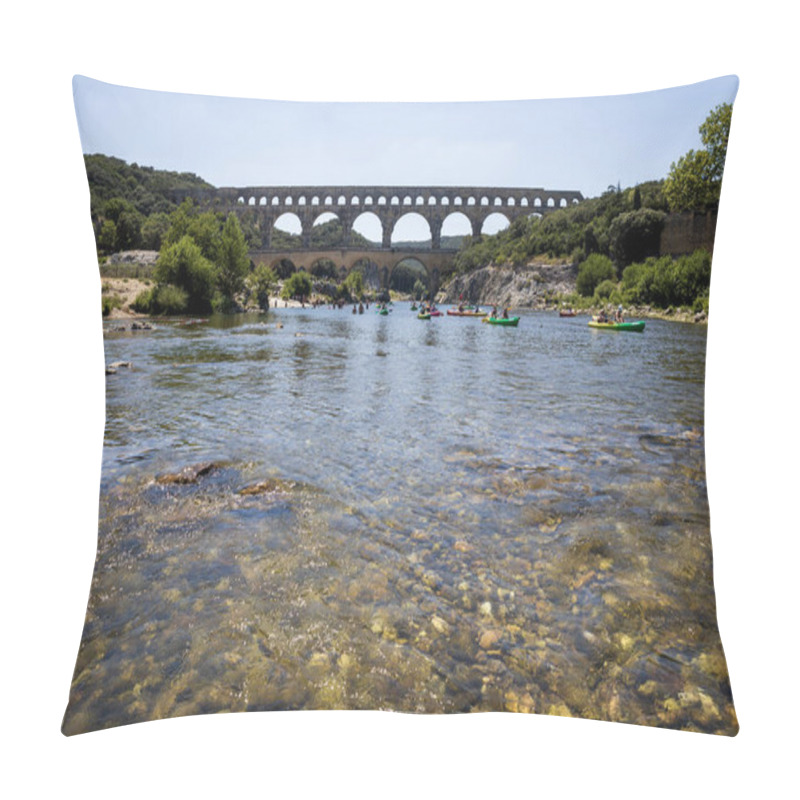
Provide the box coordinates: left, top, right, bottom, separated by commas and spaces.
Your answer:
664, 103, 733, 212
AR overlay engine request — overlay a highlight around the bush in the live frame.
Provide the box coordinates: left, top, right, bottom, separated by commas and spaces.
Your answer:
131, 288, 155, 314
576, 254, 616, 296
154, 235, 217, 313
594, 279, 617, 300
101, 295, 122, 316
281, 271, 313, 301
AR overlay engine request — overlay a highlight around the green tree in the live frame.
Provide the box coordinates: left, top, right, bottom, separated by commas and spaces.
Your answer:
576, 254, 616, 296
154, 236, 217, 313
342, 269, 364, 300
140, 212, 171, 250
98, 220, 117, 253
281, 271, 312, 301
664, 103, 733, 212
609, 208, 666, 268
216, 213, 250, 307
248, 264, 277, 309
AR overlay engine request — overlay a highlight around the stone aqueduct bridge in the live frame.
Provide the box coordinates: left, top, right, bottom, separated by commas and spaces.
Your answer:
171, 185, 584, 289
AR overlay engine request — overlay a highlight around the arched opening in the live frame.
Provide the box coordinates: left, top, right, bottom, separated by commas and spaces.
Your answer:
273, 213, 302, 246
311, 212, 343, 247
533, 197, 542, 207
481, 212, 511, 236
337, 195, 346, 206
350, 258, 381, 291
378, 196, 387, 205
559, 198, 568, 207
308, 258, 339, 281
547, 198, 555, 208
390, 257, 429, 296
248, 197, 256, 206
441, 212, 472, 248
298, 196, 307, 205
521, 198, 529, 207
259, 197, 267, 206
270, 258, 297, 279
480, 196, 489, 206
493, 197, 502, 206
311, 196, 320, 205
507, 198, 515, 206
272, 197, 280, 206
454, 197, 463, 206
352, 211, 382, 246
467, 197, 476, 206
391, 212, 432, 248
403, 196, 412, 206
285, 196, 293, 206
351, 196, 360, 205
325, 195, 334, 205
390, 196, 400, 205
441, 197, 450, 206
237, 196, 246, 205
428, 196, 437, 205
364, 196, 374, 205
415, 196, 424, 206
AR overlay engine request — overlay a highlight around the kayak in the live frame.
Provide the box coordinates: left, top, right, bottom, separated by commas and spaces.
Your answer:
410, 304, 418, 311
559, 310, 577, 317
447, 309, 488, 317
377, 309, 389, 315
417, 312, 431, 320
482, 316, 520, 326
429, 310, 443, 317
588, 320, 645, 332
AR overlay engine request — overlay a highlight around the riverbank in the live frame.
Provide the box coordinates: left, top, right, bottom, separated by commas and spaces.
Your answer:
439, 262, 707, 324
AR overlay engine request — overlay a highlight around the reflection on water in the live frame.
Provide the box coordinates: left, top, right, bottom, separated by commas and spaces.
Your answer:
63, 308, 736, 735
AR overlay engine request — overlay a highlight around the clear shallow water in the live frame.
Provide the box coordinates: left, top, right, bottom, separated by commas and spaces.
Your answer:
63, 306, 736, 734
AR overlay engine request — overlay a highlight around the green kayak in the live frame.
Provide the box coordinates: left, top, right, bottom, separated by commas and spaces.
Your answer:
417, 312, 431, 320
588, 320, 645, 332
377, 309, 389, 315
483, 316, 520, 327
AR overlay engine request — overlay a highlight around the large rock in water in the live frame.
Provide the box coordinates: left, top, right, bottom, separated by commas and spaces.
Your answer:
441, 263, 578, 308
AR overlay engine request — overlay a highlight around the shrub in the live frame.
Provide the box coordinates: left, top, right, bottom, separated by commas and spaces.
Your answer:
576, 254, 616, 297
594, 279, 617, 300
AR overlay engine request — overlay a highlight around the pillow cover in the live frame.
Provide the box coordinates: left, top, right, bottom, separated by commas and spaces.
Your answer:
63, 75, 739, 735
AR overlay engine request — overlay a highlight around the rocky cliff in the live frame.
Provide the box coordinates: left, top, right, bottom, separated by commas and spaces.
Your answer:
440, 262, 578, 308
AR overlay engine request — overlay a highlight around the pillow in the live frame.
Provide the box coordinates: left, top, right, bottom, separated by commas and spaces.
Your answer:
63, 75, 739, 736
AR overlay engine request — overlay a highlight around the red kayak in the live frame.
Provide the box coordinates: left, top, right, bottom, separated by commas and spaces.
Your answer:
559, 310, 577, 317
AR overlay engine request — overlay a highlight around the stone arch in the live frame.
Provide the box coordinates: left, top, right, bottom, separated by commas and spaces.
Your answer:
311, 196, 320, 205
441, 211, 472, 240
308, 257, 338, 280
391, 196, 400, 205
389, 257, 430, 294
467, 196, 476, 206
350, 257, 381, 290
337, 195, 347, 205
415, 195, 424, 206
274, 212, 303, 236
325, 195, 334, 205
352, 211, 383, 246
521, 198, 529, 207
403, 195, 413, 206
298, 196, 307, 205
272, 197, 280, 206
351, 196, 360, 205
480, 196, 490, 206
391, 212, 432, 247
269, 258, 297, 279
378, 196, 387, 205
428, 196, 437, 205
364, 195, 374, 205
481, 211, 511, 235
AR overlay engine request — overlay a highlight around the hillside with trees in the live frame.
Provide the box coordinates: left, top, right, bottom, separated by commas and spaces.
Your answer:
449, 103, 732, 316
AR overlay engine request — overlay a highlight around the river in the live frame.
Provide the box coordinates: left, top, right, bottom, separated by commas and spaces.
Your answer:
62, 306, 737, 735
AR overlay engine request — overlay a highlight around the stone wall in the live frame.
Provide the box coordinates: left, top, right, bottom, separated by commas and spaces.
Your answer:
659, 211, 717, 257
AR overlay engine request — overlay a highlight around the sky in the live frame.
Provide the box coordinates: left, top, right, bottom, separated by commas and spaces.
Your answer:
73, 74, 738, 240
